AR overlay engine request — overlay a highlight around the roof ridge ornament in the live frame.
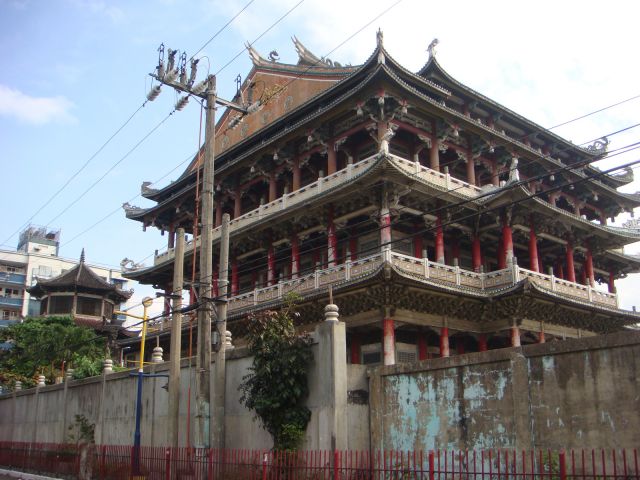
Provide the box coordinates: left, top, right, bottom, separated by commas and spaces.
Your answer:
428, 38, 439, 59
376, 29, 385, 65
80, 248, 85, 264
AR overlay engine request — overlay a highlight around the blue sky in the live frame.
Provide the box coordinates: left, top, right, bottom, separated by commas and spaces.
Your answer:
2, 0, 640, 316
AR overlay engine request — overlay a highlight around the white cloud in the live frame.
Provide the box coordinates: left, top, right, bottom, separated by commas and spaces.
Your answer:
0, 85, 76, 125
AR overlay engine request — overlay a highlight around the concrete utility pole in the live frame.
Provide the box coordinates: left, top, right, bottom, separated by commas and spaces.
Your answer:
194, 76, 216, 449
148, 45, 260, 450
212, 213, 230, 449
168, 227, 185, 449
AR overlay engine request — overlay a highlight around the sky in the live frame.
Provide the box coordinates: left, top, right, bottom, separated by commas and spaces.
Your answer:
1, 0, 640, 320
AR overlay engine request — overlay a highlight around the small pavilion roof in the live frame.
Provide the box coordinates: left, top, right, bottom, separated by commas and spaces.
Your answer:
28, 250, 132, 302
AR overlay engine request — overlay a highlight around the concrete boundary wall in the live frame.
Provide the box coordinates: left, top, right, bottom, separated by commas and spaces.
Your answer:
0, 320, 368, 451
368, 331, 640, 451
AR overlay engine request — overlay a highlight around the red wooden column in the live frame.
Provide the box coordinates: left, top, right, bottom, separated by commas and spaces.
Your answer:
292, 158, 301, 192
167, 225, 175, 249
349, 234, 358, 261
456, 340, 465, 355
554, 259, 564, 279
435, 215, 445, 263
233, 189, 242, 219
429, 122, 440, 171
498, 234, 506, 270
382, 313, 396, 366
413, 224, 423, 259
380, 197, 392, 251
267, 242, 276, 286
511, 323, 521, 347
502, 211, 513, 266
538, 328, 546, 344
291, 233, 300, 279
565, 240, 576, 283
585, 243, 595, 287
213, 269, 219, 297
231, 258, 239, 296
327, 206, 338, 267
478, 334, 488, 352
327, 142, 337, 175
608, 269, 617, 293
465, 153, 476, 186
215, 201, 223, 227
418, 332, 429, 360
439, 326, 450, 358
268, 173, 277, 203
529, 217, 539, 272
350, 334, 361, 364
472, 235, 482, 272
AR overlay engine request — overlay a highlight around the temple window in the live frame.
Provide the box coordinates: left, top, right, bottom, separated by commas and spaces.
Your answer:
77, 296, 102, 316
49, 295, 73, 315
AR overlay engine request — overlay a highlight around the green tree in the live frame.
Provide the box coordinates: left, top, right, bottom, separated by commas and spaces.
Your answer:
239, 295, 314, 451
0, 316, 104, 387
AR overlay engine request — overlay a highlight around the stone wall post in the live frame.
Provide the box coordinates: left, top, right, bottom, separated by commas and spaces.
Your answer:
315, 303, 348, 451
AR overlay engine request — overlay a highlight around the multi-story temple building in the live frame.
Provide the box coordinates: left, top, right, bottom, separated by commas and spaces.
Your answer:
122, 33, 640, 365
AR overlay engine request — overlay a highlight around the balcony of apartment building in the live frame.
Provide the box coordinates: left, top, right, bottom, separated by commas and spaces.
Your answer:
0, 271, 27, 287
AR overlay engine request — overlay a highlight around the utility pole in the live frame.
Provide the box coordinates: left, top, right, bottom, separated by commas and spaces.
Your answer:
212, 213, 230, 449
147, 45, 260, 450
168, 227, 185, 449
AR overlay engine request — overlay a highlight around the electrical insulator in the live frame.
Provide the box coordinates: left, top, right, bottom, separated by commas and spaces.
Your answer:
147, 85, 161, 101
246, 100, 261, 114
192, 79, 208, 95
165, 69, 178, 83
175, 95, 189, 111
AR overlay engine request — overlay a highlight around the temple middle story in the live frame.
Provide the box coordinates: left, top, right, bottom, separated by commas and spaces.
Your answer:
120, 32, 640, 366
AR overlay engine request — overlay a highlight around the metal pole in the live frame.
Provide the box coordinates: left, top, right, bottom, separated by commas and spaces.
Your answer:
195, 75, 216, 449
212, 213, 230, 449
168, 228, 185, 449
133, 297, 153, 475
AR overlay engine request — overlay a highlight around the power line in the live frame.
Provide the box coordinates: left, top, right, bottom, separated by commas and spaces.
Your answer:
1, 101, 149, 248
189, 0, 257, 61
43, 109, 178, 228
548, 93, 640, 130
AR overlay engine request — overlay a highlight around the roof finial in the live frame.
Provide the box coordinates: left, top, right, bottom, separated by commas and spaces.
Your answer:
376, 28, 384, 47
80, 248, 85, 264
427, 38, 439, 59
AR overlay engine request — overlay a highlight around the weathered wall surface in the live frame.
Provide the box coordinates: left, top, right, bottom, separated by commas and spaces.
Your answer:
369, 331, 640, 451
0, 321, 362, 450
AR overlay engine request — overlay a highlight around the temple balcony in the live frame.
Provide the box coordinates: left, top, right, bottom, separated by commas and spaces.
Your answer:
224, 249, 618, 314
151, 152, 482, 267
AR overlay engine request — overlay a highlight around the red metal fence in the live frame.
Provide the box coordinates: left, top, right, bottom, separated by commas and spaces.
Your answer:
0, 442, 638, 479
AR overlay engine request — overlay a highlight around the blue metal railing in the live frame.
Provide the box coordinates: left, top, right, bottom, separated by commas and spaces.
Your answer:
0, 272, 26, 285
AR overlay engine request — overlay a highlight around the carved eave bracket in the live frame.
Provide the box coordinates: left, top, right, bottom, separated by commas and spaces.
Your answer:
141, 181, 160, 198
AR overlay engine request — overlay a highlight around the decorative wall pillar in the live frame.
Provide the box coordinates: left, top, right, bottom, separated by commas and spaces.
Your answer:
565, 240, 576, 283
529, 217, 539, 272
350, 333, 361, 364
327, 206, 338, 267
439, 325, 450, 358
478, 334, 488, 352
267, 242, 276, 286
585, 243, 595, 287
382, 313, 395, 366
418, 332, 428, 360
268, 173, 277, 203
291, 233, 300, 279
472, 235, 482, 272
608, 270, 617, 293
435, 215, 445, 264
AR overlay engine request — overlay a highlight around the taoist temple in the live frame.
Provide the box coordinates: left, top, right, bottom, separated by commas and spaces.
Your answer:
122, 33, 640, 365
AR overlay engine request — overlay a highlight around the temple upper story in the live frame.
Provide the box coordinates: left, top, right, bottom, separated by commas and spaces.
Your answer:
122, 33, 640, 351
